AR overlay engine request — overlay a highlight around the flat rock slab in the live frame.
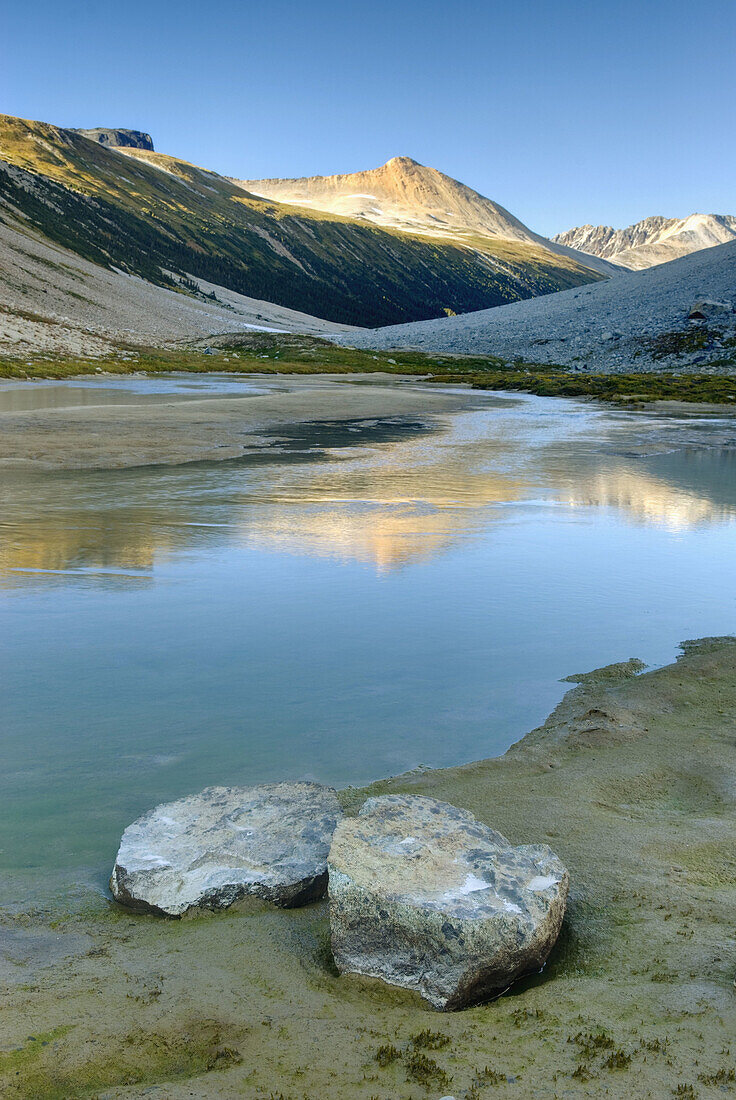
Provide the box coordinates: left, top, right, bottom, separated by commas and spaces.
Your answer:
328, 794, 569, 1010
110, 782, 342, 916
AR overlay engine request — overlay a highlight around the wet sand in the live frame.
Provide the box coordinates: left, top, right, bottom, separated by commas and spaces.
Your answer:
1, 637, 735, 1098
0, 375, 480, 470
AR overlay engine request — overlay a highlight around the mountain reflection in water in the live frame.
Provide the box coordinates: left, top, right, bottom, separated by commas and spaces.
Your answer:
1, 399, 735, 582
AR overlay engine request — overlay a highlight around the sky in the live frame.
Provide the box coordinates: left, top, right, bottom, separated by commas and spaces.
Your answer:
2, 0, 735, 236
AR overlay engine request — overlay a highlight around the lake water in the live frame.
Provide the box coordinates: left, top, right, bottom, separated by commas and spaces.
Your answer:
2, 374, 736, 908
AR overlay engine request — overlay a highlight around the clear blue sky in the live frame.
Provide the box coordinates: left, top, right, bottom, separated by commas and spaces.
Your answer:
2, 0, 734, 236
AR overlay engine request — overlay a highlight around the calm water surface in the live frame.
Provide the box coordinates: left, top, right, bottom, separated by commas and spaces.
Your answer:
2, 374, 736, 905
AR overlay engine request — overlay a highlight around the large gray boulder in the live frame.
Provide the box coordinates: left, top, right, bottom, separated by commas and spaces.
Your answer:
328, 795, 568, 1010
688, 298, 735, 322
110, 782, 342, 916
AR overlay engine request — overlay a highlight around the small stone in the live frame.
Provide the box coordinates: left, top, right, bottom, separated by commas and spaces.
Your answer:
110, 782, 342, 916
328, 794, 568, 1010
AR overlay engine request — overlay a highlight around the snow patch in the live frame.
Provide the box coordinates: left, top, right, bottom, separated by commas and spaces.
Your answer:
528, 875, 558, 891
443, 873, 490, 900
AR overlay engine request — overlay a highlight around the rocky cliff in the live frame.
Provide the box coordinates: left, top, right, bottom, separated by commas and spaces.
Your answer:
71, 127, 154, 151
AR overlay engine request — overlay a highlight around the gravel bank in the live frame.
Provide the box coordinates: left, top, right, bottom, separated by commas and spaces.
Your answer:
0, 375, 477, 469
335, 239, 736, 372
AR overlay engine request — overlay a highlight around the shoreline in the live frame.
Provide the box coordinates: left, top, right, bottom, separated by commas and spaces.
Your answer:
2, 637, 735, 1097
2, 328, 736, 411
0, 374, 484, 470
2, 369, 736, 473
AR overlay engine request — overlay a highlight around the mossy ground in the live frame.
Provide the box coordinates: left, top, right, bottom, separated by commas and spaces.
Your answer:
2, 640, 735, 1098
2, 331, 736, 406
639, 326, 736, 365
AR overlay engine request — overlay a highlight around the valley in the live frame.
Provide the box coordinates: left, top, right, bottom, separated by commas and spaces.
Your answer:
0, 115, 603, 350
1, 63, 735, 1100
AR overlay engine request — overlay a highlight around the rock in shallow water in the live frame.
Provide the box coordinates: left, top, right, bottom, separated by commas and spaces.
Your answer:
328, 795, 568, 1010
110, 782, 342, 916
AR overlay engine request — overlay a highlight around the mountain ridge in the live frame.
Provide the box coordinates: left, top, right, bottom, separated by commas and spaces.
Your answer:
238, 156, 620, 277
553, 213, 736, 270
0, 114, 605, 338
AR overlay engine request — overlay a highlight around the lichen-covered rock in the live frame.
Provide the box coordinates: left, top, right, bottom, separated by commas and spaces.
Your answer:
328, 795, 568, 1010
110, 782, 342, 916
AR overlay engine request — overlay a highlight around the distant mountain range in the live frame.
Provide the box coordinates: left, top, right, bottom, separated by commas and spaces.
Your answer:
0, 116, 607, 340
553, 214, 736, 270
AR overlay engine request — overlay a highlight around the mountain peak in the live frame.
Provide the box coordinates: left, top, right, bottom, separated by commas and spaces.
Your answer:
237, 157, 535, 245
235, 158, 617, 275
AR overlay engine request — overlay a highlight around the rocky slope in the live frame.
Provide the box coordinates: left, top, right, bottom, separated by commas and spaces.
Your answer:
0, 209, 354, 358
239, 156, 619, 277
554, 213, 736, 270
334, 238, 736, 372
0, 116, 604, 338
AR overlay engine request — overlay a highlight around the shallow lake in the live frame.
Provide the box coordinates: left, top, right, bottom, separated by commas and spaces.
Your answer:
2, 374, 736, 908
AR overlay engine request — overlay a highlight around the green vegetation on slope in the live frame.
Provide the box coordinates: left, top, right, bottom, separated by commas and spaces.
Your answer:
0, 115, 601, 328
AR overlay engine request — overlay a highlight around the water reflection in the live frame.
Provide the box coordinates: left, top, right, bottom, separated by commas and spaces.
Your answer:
1, 398, 735, 583
559, 464, 735, 530
3, 388, 736, 885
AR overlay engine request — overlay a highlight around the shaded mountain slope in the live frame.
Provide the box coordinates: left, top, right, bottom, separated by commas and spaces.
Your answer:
334, 238, 736, 372
0, 209, 355, 358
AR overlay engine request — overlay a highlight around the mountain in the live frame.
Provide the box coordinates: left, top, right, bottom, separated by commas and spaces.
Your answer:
0, 207, 357, 359
0, 116, 606, 341
238, 157, 619, 277
553, 214, 736, 270
335, 238, 736, 372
